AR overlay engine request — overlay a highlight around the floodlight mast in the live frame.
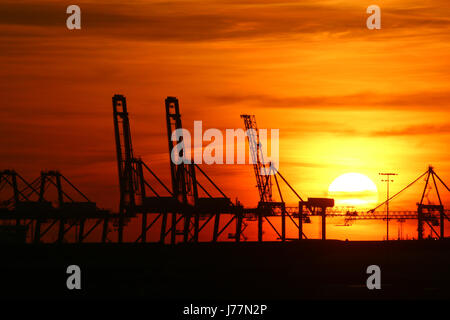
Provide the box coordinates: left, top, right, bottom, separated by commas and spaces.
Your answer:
379, 172, 398, 240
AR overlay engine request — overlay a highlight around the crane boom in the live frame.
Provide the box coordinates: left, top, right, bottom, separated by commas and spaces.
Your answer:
240, 114, 272, 203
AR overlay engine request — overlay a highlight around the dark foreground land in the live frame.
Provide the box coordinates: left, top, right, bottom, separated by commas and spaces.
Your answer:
1, 240, 450, 300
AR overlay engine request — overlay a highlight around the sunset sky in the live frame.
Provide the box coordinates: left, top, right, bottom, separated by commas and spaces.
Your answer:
1, 0, 450, 240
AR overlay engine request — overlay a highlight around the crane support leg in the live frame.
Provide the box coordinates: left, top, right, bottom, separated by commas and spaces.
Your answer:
258, 214, 263, 242
102, 218, 109, 243
58, 219, 65, 243
418, 207, 423, 240
299, 205, 303, 240
34, 220, 41, 243
78, 219, 85, 243
236, 213, 242, 242
160, 212, 167, 243
213, 213, 220, 242
194, 213, 200, 242
321, 208, 326, 240
183, 214, 191, 242
141, 213, 147, 243
118, 217, 124, 243
171, 213, 177, 244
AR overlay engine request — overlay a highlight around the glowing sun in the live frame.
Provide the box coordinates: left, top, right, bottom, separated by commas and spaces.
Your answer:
328, 173, 378, 207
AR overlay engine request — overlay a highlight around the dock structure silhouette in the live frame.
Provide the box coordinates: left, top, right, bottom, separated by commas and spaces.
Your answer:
1, 95, 449, 243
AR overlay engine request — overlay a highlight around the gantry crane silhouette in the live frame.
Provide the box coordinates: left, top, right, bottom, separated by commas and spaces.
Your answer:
240, 115, 450, 241
367, 166, 450, 240
241, 114, 335, 241
113, 95, 245, 244
1, 96, 449, 243
0, 169, 113, 243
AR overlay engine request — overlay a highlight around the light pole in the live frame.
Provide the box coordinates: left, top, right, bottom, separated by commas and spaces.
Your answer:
379, 172, 397, 241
